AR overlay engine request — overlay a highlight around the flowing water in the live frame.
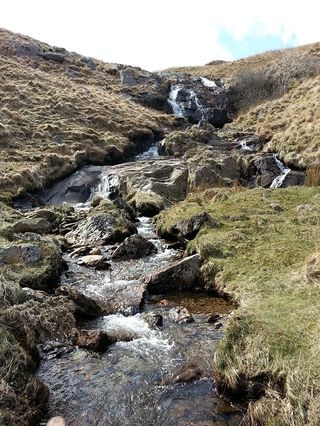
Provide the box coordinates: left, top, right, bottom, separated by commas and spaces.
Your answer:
37, 145, 244, 425
270, 156, 291, 188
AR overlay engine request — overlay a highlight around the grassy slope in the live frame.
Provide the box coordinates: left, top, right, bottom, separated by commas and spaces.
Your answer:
155, 187, 320, 424
0, 29, 176, 198
172, 43, 320, 168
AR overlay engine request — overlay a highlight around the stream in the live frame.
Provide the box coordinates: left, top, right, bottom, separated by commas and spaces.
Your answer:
35, 145, 243, 425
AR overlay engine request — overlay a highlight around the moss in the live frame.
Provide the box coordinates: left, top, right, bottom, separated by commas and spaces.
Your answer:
155, 186, 320, 423
130, 191, 165, 216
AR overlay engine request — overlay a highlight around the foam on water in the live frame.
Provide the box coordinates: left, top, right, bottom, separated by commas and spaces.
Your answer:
270, 156, 291, 188
168, 85, 184, 117
200, 77, 217, 88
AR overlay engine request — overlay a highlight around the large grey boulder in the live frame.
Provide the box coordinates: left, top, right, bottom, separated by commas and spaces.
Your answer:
144, 254, 202, 294
112, 234, 157, 259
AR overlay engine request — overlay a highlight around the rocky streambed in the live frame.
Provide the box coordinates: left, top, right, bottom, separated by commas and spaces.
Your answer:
24, 147, 242, 425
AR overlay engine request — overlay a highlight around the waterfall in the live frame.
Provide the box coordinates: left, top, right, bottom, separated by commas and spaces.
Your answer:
237, 140, 252, 151
168, 84, 209, 124
270, 157, 291, 188
168, 85, 184, 117
95, 173, 120, 197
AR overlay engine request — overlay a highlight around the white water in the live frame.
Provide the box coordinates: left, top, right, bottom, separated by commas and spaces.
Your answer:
168, 85, 184, 117
237, 140, 252, 151
270, 157, 291, 188
168, 84, 209, 124
134, 145, 160, 161
96, 173, 120, 197
200, 77, 217, 88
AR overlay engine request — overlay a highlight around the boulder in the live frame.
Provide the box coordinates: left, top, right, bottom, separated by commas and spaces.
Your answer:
55, 286, 109, 317
144, 254, 202, 294
141, 312, 163, 328
30, 209, 61, 224
12, 218, 52, 234
66, 211, 137, 246
282, 170, 306, 187
158, 211, 218, 241
0, 238, 64, 291
77, 254, 111, 270
73, 330, 115, 352
168, 306, 194, 324
44, 165, 102, 205
111, 234, 157, 259
254, 155, 283, 188
39, 51, 65, 63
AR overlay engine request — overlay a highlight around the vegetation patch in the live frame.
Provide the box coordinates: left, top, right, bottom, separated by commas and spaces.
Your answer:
155, 186, 320, 424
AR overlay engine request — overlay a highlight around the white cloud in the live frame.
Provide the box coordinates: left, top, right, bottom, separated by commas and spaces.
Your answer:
0, 0, 319, 70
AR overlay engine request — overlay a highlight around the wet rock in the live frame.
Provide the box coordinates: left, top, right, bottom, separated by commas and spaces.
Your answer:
12, 218, 52, 234
0, 243, 42, 266
159, 211, 218, 241
46, 416, 67, 426
215, 322, 223, 329
55, 286, 108, 317
141, 312, 163, 328
111, 234, 157, 259
74, 329, 115, 352
144, 254, 202, 294
77, 254, 111, 270
66, 211, 137, 246
254, 155, 282, 188
207, 313, 222, 324
44, 165, 102, 205
169, 306, 194, 324
172, 363, 202, 383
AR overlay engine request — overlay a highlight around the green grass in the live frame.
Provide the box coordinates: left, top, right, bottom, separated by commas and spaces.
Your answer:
155, 187, 320, 424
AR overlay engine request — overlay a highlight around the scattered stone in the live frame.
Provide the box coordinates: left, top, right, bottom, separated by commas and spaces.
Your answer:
169, 306, 194, 324
77, 254, 111, 270
270, 203, 283, 212
144, 254, 202, 294
111, 234, 157, 259
73, 329, 115, 352
89, 247, 102, 255
215, 322, 223, 329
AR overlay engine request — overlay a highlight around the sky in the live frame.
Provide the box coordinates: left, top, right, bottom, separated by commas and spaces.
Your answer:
1, 0, 320, 71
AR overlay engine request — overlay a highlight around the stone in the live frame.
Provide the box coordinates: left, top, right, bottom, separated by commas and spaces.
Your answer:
89, 247, 101, 255
39, 51, 65, 63
254, 155, 283, 188
77, 254, 111, 270
141, 312, 163, 328
66, 211, 137, 246
30, 209, 61, 224
282, 170, 306, 187
55, 286, 109, 317
0, 243, 42, 267
111, 234, 157, 259
144, 254, 202, 294
73, 329, 115, 352
23, 288, 49, 303
46, 416, 66, 426
169, 306, 194, 324
207, 313, 221, 324
159, 211, 218, 241
172, 363, 202, 383
12, 218, 52, 234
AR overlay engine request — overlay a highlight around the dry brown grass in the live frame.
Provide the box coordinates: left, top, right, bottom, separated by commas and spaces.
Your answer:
0, 29, 177, 198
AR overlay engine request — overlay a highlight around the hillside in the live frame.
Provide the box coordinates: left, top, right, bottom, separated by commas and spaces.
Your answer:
0, 28, 320, 426
0, 29, 176, 199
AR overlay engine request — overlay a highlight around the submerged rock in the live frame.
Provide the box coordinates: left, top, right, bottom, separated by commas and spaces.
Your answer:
73, 330, 115, 352
169, 306, 194, 324
144, 254, 202, 294
111, 234, 157, 259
